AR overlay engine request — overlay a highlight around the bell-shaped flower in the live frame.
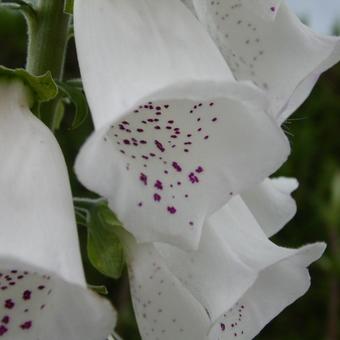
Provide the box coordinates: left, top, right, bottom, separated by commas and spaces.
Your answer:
0, 78, 116, 339
182, 0, 340, 124
74, 0, 290, 250
124, 193, 325, 340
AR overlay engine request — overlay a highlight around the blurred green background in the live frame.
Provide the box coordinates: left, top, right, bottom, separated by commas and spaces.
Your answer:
0, 6, 339, 340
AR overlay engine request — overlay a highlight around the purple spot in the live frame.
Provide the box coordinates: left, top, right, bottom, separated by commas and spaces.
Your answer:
155, 140, 165, 152
154, 180, 163, 190
138, 202, 143, 207
196, 166, 204, 173
212, 117, 217, 122
167, 206, 177, 214
270, 6, 276, 12
38, 285, 45, 290
0, 325, 8, 336
172, 162, 182, 172
189, 172, 199, 184
210, 102, 214, 106
23, 290, 31, 301
20, 321, 32, 330
137, 128, 144, 133
4, 300, 14, 309
123, 139, 130, 145
168, 120, 174, 124
1, 316, 9, 325
220, 323, 226, 331
204, 135, 209, 140
140, 140, 147, 144
154, 193, 161, 202
164, 105, 169, 109
140, 173, 148, 185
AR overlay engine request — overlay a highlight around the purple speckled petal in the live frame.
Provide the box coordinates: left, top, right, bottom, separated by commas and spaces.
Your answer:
75, 81, 289, 249
126, 197, 325, 340
188, 0, 340, 123
0, 80, 115, 339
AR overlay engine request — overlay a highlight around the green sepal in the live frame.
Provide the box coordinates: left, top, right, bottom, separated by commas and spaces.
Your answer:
0, 66, 58, 105
57, 80, 89, 129
75, 199, 126, 280
88, 284, 109, 296
64, 0, 73, 15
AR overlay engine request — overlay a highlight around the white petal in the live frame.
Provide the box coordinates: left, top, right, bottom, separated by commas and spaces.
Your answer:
191, 0, 340, 123
0, 80, 115, 339
241, 177, 298, 237
158, 196, 322, 323
209, 243, 325, 339
75, 81, 289, 250
126, 197, 325, 340
74, 0, 233, 130
243, 0, 283, 20
181, 0, 196, 13
127, 243, 210, 340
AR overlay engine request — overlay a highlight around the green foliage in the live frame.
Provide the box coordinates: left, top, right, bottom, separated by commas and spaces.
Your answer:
88, 284, 109, 296
0, 66, 58, 104
57, 80, 89, 129
75, 199, 126, 280
64, 0, 74, 15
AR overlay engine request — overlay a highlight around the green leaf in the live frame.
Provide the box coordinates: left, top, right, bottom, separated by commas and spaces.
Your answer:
57, 81, 89, 129
88, 284, 109, 296
64, 0, 73, 15
0, 66, 58, 104
87, 202, 125, 280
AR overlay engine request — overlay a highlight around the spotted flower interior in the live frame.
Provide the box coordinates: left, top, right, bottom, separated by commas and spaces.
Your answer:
190, 0, 340, 122
0, 268, 54, 338
77, 86, 289, 249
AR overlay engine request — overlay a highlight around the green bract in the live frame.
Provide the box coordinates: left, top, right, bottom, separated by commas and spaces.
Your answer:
86, 201, 126, 280
0, 66, 57, 105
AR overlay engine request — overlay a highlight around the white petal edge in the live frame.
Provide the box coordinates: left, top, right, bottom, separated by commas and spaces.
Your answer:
241, 177, 298, 237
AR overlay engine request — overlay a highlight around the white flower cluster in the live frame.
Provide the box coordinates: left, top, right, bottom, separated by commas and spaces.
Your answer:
0, 0, 339, 339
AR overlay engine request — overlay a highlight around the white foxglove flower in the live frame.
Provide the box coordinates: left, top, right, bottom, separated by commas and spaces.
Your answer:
74, 0, 289, 250
182, 0, 340, 123
125, 194, 325, 340
0, 79, 116, 339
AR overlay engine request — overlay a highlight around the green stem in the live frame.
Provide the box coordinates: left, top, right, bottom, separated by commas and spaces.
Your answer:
26, 0, 70, 127
26, 0, 70, 79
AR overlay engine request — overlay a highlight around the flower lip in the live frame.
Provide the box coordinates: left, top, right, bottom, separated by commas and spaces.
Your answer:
75, 80, 290, 250
0, 257, 116, 339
